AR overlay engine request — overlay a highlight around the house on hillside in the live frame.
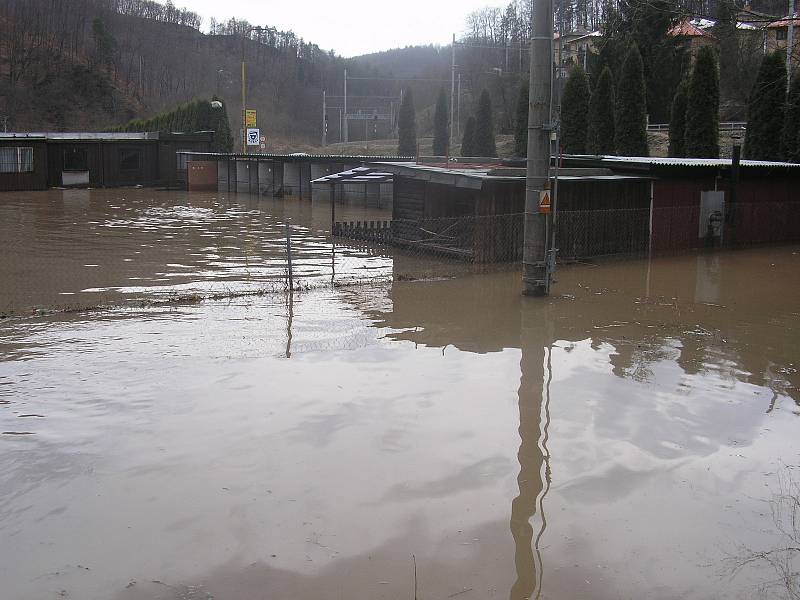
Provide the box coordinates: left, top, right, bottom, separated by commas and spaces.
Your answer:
765, 15, 800, 68
555, 30, 601, 76
667, 17, 763, 56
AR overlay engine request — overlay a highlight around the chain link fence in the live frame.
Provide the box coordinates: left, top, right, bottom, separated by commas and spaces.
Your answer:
2, 192, 798, 317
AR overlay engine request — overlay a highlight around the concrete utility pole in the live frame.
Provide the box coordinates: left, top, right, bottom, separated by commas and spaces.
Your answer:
523, 0, 554, 296
322, 90, 327, 147
343, 69, 349, 143
788, 0, 796, 81
451, 34, 457, 147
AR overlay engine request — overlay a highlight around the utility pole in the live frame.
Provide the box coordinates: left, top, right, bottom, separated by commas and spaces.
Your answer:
788, 0, 796, 81
523, 0, 554, 296
457, 73, 462, 139
343, 69, 349, 143
322, 90, 327, 147
451, 34, 456, 147
241, 27, 264, 156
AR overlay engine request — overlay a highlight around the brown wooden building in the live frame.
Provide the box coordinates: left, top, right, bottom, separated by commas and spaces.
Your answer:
0, 131, 213, 192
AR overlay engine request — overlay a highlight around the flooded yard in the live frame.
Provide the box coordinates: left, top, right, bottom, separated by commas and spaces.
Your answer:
1, 189, 799, 600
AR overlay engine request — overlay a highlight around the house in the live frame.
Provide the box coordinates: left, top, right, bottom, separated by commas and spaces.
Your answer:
555, 30, 601, 75
765, 14, 800, 68
666, 18, 717, 55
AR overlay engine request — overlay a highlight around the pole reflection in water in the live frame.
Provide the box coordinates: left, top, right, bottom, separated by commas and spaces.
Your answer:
285, 287, 294, 359
510, 302, 553, 600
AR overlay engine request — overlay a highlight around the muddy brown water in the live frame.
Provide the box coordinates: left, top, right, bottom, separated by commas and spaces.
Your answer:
1, 190, 799, 600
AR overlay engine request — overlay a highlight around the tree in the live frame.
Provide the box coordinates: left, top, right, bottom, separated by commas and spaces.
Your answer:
782, 74, 800, 162
615, 44, 649, 156
432, 89, 449, 156
668, 80, 689, 158
210, 96, 233, 152
514, 81, 529, 157
397, 88, 417, 157
561, 65, 590, 154
685, 46, 720, 158
587, 66, 616, 154
473, 90, 497, 157
461, 116, 477, 157
745, 52, 788, 161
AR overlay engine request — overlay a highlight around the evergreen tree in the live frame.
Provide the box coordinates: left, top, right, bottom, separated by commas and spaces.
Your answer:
397, 88, 417, 157
587, 66, 616, 154
461, 116, 477, 157
473, 90, 497, 157
210, 96, 233, 152
782, 74, 800, 162
685, 46, 720, 158
668, 80, 689, 158
432, 89, 449, 156
561, 65, 591, 154
745, 52, 787, 161
514, 81, 529, 157
615, 43, 649, 156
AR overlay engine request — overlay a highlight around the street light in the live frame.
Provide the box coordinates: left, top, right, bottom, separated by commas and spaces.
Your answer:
241, 26, 266, 155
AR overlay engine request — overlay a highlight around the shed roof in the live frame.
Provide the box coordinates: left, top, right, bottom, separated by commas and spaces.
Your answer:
179, 151, 415, 162
374, 162, 651, 189
565, 154, 800, 169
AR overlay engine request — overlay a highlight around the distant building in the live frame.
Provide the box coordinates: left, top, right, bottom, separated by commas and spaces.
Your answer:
555, 30, 601, 76
765, 14, 800, 68
667, 19, 718, 55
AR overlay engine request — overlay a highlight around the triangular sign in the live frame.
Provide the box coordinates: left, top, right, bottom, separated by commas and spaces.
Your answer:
538, 190, 551, 214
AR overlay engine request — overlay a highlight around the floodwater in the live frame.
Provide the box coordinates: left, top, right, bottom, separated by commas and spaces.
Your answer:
1, 190, 799, 600
0, 189, 394, 314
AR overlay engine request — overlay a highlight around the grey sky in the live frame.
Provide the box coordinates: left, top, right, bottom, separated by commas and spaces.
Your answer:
179, 0, 508, 57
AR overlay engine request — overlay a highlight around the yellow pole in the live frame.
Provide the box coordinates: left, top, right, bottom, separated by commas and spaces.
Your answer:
241, 57, 247, 155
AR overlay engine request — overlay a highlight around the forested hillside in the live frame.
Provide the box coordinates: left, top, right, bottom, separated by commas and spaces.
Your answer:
0, 0, 788, 148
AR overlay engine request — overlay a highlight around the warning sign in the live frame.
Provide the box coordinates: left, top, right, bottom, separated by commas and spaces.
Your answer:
245, 109, 257, 128
538, 190, 551, 214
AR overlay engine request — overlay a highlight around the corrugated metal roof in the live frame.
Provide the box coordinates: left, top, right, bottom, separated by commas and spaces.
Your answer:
0, 132, 159, 141
567, 155, 800, 169
179, 151, 415, 162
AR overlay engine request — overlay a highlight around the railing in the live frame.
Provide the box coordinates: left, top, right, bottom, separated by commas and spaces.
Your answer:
648, 122, 747, 132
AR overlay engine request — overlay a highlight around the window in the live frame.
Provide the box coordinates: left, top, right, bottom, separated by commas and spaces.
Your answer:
777, 28, 788, 41
0, 147, 34, 173
63, 147, 88, 171
119, 149, 142, 172
176, 149, 191, 170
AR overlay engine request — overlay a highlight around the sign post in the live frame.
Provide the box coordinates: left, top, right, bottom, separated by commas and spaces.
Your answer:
245, 110, 257, 128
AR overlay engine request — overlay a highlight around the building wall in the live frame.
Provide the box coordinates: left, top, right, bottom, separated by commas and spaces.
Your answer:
0, 140, 48, 191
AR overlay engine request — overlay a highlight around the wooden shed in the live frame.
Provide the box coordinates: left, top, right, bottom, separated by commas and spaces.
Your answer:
0, 135, 48, 191
377, 160, 653, 262
562, 155, 800, 252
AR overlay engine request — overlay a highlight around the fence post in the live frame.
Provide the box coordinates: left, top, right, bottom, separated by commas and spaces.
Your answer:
285, 222, 294, 289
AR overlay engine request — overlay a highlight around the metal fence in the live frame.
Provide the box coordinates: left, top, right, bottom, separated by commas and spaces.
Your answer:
2, 201, 797, 316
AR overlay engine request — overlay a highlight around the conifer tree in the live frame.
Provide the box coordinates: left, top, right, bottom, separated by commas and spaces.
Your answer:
561, 65, 590, 154
461, 116, 477, 157
782, 74, 800, 162
210, 96, 233, 152
615, 44, 649, 156
668, 80, 689, 157
397, 88, 417, 157
473, 90, 497, 157
745, 52, 787, 161
685, 46, 720, 158
587, 66, 616, 154
514, 81, 529, 157
432, 89, 449, 156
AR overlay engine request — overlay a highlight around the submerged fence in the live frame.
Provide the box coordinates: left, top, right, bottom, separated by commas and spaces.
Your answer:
2, 199, 798, 316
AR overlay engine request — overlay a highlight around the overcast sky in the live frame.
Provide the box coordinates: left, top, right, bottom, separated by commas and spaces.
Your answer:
180, 0, 508, 57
